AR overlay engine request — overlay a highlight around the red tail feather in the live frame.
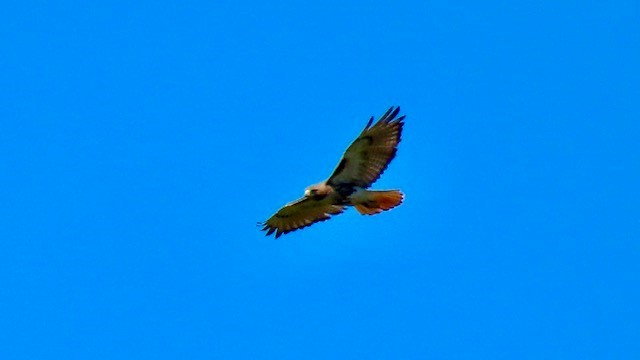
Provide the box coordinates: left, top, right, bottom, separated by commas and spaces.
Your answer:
353, 190, 404, 215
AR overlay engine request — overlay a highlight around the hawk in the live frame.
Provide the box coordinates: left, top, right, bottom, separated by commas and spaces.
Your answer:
260, 106, 405, 238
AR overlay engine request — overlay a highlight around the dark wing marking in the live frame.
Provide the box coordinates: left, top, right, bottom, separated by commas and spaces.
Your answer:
260, 196, 345, 238
327, 106, 404, 188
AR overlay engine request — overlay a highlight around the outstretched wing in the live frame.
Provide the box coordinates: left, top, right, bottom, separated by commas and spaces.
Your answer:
260, 196, 345, 238
327, 106, 404, 188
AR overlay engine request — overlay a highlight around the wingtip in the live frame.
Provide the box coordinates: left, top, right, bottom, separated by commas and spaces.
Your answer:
364, 106, 404, 128
375, 106, 402, 124
381, 106, 394, 121
364, 116, 374, 130
388, 106, 400, 122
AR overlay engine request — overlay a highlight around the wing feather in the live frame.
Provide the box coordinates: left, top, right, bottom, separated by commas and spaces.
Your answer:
327, 106, 404, 188
261, 197, 345, 238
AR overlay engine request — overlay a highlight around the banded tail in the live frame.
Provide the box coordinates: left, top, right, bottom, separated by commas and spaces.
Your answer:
352, 189, 404, 215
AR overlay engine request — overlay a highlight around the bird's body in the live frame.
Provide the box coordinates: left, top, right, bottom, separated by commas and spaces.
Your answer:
260, 106, 405, 238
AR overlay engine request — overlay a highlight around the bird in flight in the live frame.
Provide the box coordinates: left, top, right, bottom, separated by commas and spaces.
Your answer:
260, 106, 405, 238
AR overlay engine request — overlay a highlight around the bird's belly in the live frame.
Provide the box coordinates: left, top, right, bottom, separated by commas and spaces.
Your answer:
346, 187, 367, 205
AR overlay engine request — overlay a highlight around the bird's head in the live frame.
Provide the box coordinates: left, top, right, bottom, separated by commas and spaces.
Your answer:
304, 186, 318, 197
304, 183, 328, 198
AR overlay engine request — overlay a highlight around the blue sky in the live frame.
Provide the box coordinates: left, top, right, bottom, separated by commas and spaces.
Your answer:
1, 1, 639, 359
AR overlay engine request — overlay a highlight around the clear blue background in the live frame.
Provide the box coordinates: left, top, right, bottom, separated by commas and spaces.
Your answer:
2, 1, 639, 359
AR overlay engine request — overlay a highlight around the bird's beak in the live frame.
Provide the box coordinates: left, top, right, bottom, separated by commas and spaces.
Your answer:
304, 189, 311, 197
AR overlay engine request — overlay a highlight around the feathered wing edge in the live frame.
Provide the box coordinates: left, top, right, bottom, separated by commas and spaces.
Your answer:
258, 213, 336, 239
359, 106, 400, 132
362, 106, 400, 130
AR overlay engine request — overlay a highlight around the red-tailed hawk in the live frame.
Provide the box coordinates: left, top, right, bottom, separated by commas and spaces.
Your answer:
260, 106, 405, 238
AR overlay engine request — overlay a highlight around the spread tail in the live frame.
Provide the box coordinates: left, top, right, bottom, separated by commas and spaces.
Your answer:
353, 190, 404, 215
